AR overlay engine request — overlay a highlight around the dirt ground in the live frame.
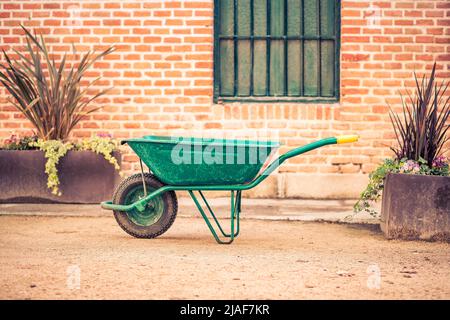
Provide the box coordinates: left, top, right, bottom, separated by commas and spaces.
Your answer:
0, 215, 449, 299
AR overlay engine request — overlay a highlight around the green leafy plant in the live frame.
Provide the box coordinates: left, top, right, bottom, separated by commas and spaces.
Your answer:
0, 25, 115, 140
76, 135, 121, 172
30, 139, 73, 196
355, 63, 450, 216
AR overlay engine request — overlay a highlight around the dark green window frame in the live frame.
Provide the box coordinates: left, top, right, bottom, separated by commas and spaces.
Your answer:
213, 0, 340, 104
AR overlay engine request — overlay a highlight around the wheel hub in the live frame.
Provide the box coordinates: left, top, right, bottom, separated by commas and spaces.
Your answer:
124, 186, 164, 226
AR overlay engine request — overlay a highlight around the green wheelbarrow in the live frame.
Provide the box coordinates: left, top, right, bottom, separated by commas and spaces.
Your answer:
101, 135, 359, 244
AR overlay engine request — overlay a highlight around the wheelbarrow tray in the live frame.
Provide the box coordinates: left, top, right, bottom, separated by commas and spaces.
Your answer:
124, 135, 280, 186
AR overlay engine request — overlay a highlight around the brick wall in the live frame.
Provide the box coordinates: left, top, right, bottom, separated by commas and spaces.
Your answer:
1, 0, 449, 198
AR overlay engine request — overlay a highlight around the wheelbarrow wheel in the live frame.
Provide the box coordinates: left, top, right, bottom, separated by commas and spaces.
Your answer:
112, 173, 177, 239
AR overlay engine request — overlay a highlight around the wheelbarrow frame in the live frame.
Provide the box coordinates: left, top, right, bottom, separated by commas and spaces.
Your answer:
101, 135, 358, 244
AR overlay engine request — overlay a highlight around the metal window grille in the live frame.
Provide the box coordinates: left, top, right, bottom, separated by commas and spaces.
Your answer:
214, 0, 340, 103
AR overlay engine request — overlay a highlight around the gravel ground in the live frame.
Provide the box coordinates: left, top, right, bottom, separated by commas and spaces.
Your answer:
0, 215, 449, 299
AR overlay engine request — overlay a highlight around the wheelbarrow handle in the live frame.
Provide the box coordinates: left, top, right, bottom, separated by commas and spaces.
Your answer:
280, 135, 359, 161
257, 135, 359, 180
336, 135, 359, 144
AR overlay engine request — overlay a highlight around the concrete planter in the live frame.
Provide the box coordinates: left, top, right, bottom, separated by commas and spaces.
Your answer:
380, 173, 450, 242
0, 150, 121, 204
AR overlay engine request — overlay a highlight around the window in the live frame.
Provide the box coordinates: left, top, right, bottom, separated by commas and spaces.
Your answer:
214, 0, 340, 103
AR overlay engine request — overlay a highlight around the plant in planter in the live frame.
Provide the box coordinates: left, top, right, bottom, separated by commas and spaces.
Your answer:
1, 134, 121, 196
0, 26, 120, 203
355, 63, 450, 241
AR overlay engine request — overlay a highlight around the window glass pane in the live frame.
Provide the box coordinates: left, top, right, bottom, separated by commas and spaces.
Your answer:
270, 0, 284, 36
237, 0, 251, 96
320, 0, 335, 97
220, 41, 234, 96
253, 0, 267, 36
270, 0, 285, 96
304, 40, 319, 96
270, 40, 285, 96
219, 0, 235, 96
320, 0, 335, 37
253, 0, 267, 95
253, 41, 267, 96
287, 0, 303, 96
237, 40, 251, 96
220, 0, 234, 36
320, 40, 335, 97
237, 0, 251, 36
304, 0, 318, 37
287, 40, 302, 96
287, 0, 302, 36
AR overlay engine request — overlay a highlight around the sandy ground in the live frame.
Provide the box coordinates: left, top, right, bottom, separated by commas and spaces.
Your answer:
0, 215, 449, 300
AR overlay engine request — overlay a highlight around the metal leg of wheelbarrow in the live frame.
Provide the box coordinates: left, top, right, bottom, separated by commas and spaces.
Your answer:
198, 190, 240, 238
188, 190, 241, 244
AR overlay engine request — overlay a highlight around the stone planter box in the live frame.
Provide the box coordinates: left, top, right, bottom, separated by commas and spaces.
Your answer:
0, 150, 121, 204
380, 173, 450, 242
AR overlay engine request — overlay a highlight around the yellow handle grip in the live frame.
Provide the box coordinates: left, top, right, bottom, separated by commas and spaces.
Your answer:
336, 135, 359, 144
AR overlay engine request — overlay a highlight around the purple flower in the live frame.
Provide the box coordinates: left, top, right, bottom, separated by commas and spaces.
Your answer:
400, 160, 420, 173
97, 132, 112, 138
4, 134, 18, 146
432, 155, 448, 168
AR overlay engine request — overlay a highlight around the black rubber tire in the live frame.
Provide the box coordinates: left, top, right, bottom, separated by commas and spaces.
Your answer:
112, 173, 178, 239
